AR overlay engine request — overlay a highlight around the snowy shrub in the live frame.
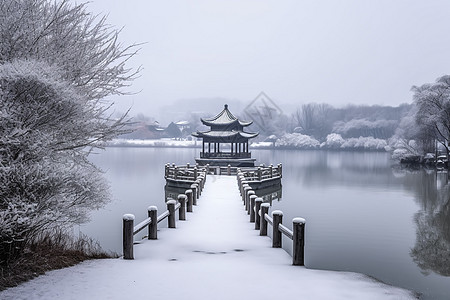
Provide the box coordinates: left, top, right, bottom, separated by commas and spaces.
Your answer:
340, 136, 387, 151
320, 133, 345, 149
275, 133, 320, 149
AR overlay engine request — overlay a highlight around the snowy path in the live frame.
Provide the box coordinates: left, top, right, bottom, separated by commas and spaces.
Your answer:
0, 176, 416, 300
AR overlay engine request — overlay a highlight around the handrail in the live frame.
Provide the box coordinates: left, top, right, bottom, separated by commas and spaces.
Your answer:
123, 169, 207, 260
264, 213, 273, 225
236, 169, 304, 266
157, 210, 170, 223
133, 217, 151, 235
278, 223, 293, 240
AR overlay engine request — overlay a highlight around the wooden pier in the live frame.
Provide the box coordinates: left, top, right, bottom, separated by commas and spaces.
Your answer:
124, 163, 303, 265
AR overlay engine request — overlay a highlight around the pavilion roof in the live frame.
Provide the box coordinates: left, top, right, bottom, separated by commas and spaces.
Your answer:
201, 104, 253, 127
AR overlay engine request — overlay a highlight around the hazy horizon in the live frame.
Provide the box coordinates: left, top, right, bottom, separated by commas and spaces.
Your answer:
87, 0, 450, 121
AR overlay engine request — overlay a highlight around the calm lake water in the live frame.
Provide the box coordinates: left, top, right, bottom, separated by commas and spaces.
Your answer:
85, 147, 450, 300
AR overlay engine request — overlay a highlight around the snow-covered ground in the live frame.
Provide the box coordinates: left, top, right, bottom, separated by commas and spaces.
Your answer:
0, 176, 417, 300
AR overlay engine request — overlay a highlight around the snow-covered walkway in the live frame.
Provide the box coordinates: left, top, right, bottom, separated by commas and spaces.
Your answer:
0, 176, 416, 300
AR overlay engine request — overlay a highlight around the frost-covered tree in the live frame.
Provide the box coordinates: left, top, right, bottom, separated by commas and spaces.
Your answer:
293, 103, 333, 140
413, 75, 450, 156
0, 0, 137, 264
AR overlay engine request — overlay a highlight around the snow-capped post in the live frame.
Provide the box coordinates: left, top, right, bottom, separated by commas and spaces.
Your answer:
148, 206, 158, 240
165, 164, 169, 177
195, 179, 201, 197
247, 190, 255, 215
255, 198, 263, 230
174, 166, 178, 180
194, 167, 198, 180
277, 163, 282, 177
227, 164, 231, 176
195, 178, 203, 197
178, 194, 187, 221
250, 195, 257, 222
272, 211, 283, 248
167, 199, 177, 228
185, 189, 193, 212
293, 218, 306, 266
123, 214, 135, 260
190, 184, 198, 205
206, 164, 210, 174
243, 186, 251, 205
186, 163, 190, 169
257, 167, 262, 181
269, 164, 273, 178
260, 203, 270, 236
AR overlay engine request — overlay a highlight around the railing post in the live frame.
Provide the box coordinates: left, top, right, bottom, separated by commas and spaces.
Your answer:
186, 163, 190, 169
293, 218, 306, 266
195, 179, 202, 196
185, 189, 193, 212
148, 206, 158, 240
194, 167, 198, 180
260, 203, 270, 236
123, 214, 135, 259
227, 164, 231, 175
247, 190, 255, 215
278, 163, 282, 178
167, 199, 176, 228
243, 185, 251, 205
206, 164, 210, 174
269, 164, 273, 178
272, 210, 283, 248
178, 194, 187, 221
249, 194, 257, 222
255, 198, 263, 230
174, 166, 178, 179
165, 164, 169, 177
190, 184, 198, 205
258, 167, 262, 181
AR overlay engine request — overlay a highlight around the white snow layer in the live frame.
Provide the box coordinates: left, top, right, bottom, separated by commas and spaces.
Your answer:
0, 176, 417, 300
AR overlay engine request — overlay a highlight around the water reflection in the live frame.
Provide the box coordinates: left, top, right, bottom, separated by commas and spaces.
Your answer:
254, 185, 282, 205
398, 168, 450, 276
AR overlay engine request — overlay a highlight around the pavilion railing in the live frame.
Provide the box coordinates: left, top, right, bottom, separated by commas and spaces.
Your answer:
200, 152, 251, 159
164, 163, 207, 182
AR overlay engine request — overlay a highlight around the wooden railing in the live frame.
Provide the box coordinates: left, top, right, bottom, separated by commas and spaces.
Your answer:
236, 171, 305, 266
165, 163, 207, 181
237, 164, 282, 182
122, 174, 206, 259
200, 152, 251, 159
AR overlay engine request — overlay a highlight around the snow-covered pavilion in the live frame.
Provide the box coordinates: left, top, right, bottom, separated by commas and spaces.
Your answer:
192, 104, 258, 166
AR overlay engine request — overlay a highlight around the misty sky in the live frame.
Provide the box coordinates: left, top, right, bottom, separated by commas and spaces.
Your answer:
88, 0, 450, 117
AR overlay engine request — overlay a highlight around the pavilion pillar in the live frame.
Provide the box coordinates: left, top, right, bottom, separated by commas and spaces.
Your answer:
214, 143, 216, 153
208, 142, 211, 153
231, 143, 234, 154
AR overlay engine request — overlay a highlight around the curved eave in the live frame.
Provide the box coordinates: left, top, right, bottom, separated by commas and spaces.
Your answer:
238, 120, 253, 127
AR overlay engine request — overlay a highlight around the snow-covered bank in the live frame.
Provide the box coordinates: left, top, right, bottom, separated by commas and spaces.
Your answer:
0, 176, 417, 300
108, 138, 200, 148
109, 135, 389, 151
